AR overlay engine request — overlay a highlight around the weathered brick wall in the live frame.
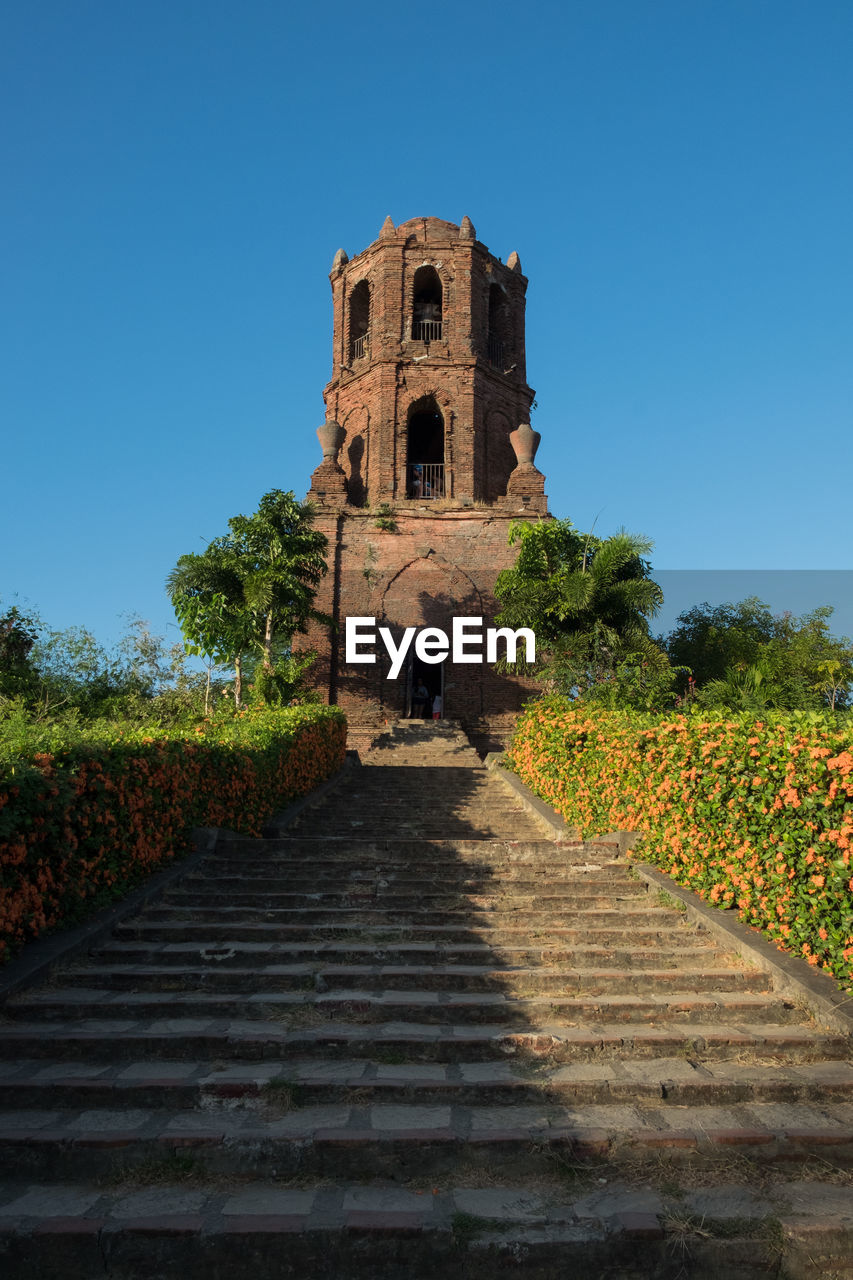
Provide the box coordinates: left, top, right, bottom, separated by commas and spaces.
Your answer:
301, 507, 542, 731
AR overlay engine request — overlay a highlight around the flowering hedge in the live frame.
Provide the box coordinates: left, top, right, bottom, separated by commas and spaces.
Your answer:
506, 697, 853, 989
0, 705, 346, 963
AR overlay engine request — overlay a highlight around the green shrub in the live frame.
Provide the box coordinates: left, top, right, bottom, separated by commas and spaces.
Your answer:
507, 698, 853, 989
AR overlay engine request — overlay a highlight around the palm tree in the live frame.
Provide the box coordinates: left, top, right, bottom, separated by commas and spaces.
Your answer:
495, 520, 664, 695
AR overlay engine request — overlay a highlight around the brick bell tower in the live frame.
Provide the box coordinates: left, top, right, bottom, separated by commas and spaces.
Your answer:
303, 215, 548, 748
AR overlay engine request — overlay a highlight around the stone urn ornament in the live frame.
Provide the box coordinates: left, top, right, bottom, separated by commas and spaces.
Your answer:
316, 419, 346, 462
509, 422, 541, 468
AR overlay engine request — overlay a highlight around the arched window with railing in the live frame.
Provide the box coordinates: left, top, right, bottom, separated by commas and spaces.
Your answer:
406, 396, 445, 499
412, 267, 443, 342
349, 279, 370, 362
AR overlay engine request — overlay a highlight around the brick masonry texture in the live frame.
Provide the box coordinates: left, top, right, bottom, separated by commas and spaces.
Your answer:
303, 216, 548, 733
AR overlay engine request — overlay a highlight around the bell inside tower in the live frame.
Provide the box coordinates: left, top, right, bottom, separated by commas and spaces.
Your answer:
406, 396, 445, 499
412, 266, 443, 342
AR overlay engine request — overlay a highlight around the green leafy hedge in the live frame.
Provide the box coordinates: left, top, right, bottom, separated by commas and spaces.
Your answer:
0, 705, 346, 963
506, 697, 853, 989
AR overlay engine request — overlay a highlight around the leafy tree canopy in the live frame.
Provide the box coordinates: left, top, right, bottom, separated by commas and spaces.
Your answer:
0, 604, 211, 724
494, 518, 665, 697
665, 598, 853, 710
0, 606, 40, 700
167, 490, 329, 706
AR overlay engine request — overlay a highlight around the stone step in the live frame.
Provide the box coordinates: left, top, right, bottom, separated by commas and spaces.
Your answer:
51, 962, 768, 999
181, 867, 628, 888
166, 881, 644, 904
4, 1098, 853, 1183
111, 920, 701, 946
7, 970, 780, 1022
4, 1056, 853, 1111
0, 1019, 844, 1065
91, 940, 722, 968
118, 903, 726, 927
286, 827, 547, 840
218, 838, 609, 857
175, 869, 632, 890
287, 809, 538, 825
201, 856, 619, 876
2, 1177, 852, 1280
3, 1176, 852, 1280
159, 889, 651, 910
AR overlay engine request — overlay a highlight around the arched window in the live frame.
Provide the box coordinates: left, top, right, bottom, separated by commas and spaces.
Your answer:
406, 396, 445, 499
349, 280, 370, 361
412, 267, 443, 342
488, 283, 511, 368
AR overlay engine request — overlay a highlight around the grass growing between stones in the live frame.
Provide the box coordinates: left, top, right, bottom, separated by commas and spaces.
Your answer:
664, 1211, 784, 1270
657, 890, 687, 913
102, 1152, 205, 1188
371, 1047, 408, 1065
260, 1074, 303, 1110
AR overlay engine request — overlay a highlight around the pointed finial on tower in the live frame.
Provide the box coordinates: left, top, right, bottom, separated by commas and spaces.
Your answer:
459, 215, 476, 240
379, 215, 396, 240
331, 248, 349, 274
506, 251, 522, 273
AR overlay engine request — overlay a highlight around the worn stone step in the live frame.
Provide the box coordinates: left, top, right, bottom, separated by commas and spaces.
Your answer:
91, 940, 720, 969
3, 1176, 853, 1280
4, 1175, 852, 1280
294, 799, 529, 811
229, 836, 587, 854
111, 920, 700, 946
4, 1097, 853, 1182
52, 963, 766, 1000
289, 828, 544, 841
291, 817, 539, 834
181, 869, 629, 890
3, 1056, 853, 1111
203, 849, 612, 870
162, 886, 649, 910
219, 838, 614, 860
6, 969, 780, 1022
159, 889, 651, 910
1, 1018, 844, 1065
201, 860, 621, 881
133, 904, 680, 930
288, 822, 545, 838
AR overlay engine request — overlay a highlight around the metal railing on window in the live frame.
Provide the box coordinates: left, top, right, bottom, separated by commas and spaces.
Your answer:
408, 463, 445, 499
412, 319, 443, 342
488, 336, 504, 367
351, 333, 368, 361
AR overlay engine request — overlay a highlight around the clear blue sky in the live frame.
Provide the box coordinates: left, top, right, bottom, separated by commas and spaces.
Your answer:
3, 0, 852, 650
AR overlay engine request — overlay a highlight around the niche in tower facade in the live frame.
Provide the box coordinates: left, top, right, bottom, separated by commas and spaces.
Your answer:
348, 279, 370, 362
488, 283, 512, 369
406, 396, 445, 499
412, 267, 443, 342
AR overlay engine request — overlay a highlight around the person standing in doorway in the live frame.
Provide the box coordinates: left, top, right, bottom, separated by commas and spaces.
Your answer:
432, 693, 442, 720
411, 680, 429, 718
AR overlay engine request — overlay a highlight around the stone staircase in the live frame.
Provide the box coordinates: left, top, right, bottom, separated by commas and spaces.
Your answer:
1, 720, 852, 1277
